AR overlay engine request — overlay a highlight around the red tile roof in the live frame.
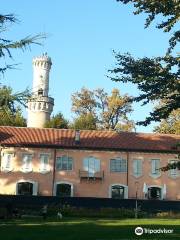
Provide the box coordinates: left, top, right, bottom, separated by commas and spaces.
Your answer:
0, 126, 180, 153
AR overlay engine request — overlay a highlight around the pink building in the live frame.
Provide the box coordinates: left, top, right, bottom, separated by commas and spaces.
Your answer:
0, 126, 179, 200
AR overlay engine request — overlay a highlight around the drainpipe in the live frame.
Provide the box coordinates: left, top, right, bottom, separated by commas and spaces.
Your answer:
52, 148, 57, 196
126, 151, 129, 196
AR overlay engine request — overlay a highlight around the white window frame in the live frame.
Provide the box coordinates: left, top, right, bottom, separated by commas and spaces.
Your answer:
56, 155, 73, 171
149, 159, 161, 179
110, 158, 127, 173
132, 159, 142, 178
21, 154, 33, 173
1, 153, 14, 172
39, 153, 50, 174
83, 156, 101, 177
54, 181, 73, 197
168, 160, 179, 179
109, 184, 128, 199
16, 180, 38, 196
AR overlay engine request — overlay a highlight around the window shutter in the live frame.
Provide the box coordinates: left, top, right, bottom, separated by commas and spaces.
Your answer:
170, 160, 178, 176
33, 182, 38, 195
40, 154, 49, 173
22, 154, 32, 173
151, 160, 156, 174
2, 154, 13, 172
133, 160, 138, 175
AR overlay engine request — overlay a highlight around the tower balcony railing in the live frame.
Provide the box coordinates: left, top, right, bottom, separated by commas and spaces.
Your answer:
79, 170, 104, 181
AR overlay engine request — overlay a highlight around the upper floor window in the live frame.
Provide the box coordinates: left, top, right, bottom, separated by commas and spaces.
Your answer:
1, 153, 14, 172
150, 159, 161, 178
21, 154, 33, 173
39, 154, 50, 173
133, 159, 142, 177
56, 155, 73, 171
169, 160, 179, 177
110, 158, 127, 172
83, 156, 100, 177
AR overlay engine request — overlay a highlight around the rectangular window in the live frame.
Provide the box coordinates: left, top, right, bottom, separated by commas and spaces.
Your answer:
151, 159, 160, 175
110, 158, 127, 172
56, 156, 73, 170
21, 154, 32, 173
39, 154, 50, 173
169, 160, 178, 177
1, 153, 13, 172
133, 159, 142, 176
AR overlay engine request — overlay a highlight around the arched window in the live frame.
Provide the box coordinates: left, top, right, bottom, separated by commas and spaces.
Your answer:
83, 156, 100, 177
16, 180, 38, 196
109, 184, 128, 199
55, 182, 73, 197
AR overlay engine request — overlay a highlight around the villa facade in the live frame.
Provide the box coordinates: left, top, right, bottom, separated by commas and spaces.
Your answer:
0, 126, 179, 200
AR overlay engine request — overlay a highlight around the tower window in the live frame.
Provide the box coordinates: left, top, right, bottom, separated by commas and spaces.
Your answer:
38, 88, 43, 96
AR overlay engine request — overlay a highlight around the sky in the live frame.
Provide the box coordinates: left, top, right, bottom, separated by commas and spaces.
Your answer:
1, 0, 173, 132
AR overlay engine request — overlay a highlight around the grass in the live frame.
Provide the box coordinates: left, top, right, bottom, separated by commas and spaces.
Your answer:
0, 218, 179, 240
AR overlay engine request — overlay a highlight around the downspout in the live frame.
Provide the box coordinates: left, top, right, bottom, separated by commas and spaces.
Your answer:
126, 151, 129, 197
52, 148, 57, 196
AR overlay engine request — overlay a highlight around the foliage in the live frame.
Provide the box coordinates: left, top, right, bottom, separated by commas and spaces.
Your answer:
0, 86, 29, 126
48, 205, 147, 218
109, 53, 180, 126
154, 109, 180, 134
71, 87, 134, 130
0, 85, 30, 113
116, 0, 180, 54
71, 113, 97, 130
44, 112, 69, 129
0, 107, 26, 127
0, 14, 45, 76
0, 13, 45, 117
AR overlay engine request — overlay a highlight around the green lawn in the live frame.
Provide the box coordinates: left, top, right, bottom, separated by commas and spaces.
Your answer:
0, 218, 179, 240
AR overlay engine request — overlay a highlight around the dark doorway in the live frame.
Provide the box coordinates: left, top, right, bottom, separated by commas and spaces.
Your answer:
56, 183, 71, 197
111, 185, 125, 199
148, 187, 161, 200
17, 182, 33, 195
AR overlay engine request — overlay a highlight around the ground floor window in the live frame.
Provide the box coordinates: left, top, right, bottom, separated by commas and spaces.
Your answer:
55, 182, 73, 197
148, 187, 162, 200
17, 182, 33, 195
110, 184, 128, 199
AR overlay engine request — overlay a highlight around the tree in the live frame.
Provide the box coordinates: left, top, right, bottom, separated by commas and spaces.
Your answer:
116, 0, 180, 54
71, 113, 97, 130
0, 14, 45, 118
154, 109, 180, 134
109, 1, 180, 125
44, 112, 69, 129
112, 1, 180, 169
0, 14, 44, 76
109, 53, 180, 126
71, 87, 134, 130
0, 107, 26, 127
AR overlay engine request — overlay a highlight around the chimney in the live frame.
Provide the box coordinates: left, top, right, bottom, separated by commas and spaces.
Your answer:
75, 130, 80, 144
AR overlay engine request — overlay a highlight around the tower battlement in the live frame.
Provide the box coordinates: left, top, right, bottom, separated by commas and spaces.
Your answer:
33, 53, 52, 69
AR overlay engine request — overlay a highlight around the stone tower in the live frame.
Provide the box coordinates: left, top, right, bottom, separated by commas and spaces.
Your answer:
27, 53, 54, 128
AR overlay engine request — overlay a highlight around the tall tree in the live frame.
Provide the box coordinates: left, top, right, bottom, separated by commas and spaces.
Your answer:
0, 107, 26, 127
71, 113, 97, 130
0, 14, 45, 118
108, 1, 180, 125
44, 112, 69, 129
71, 87, 134, 130
109, 53, 180, 126
116, 0, 180, 54
154, 109, 180, 134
